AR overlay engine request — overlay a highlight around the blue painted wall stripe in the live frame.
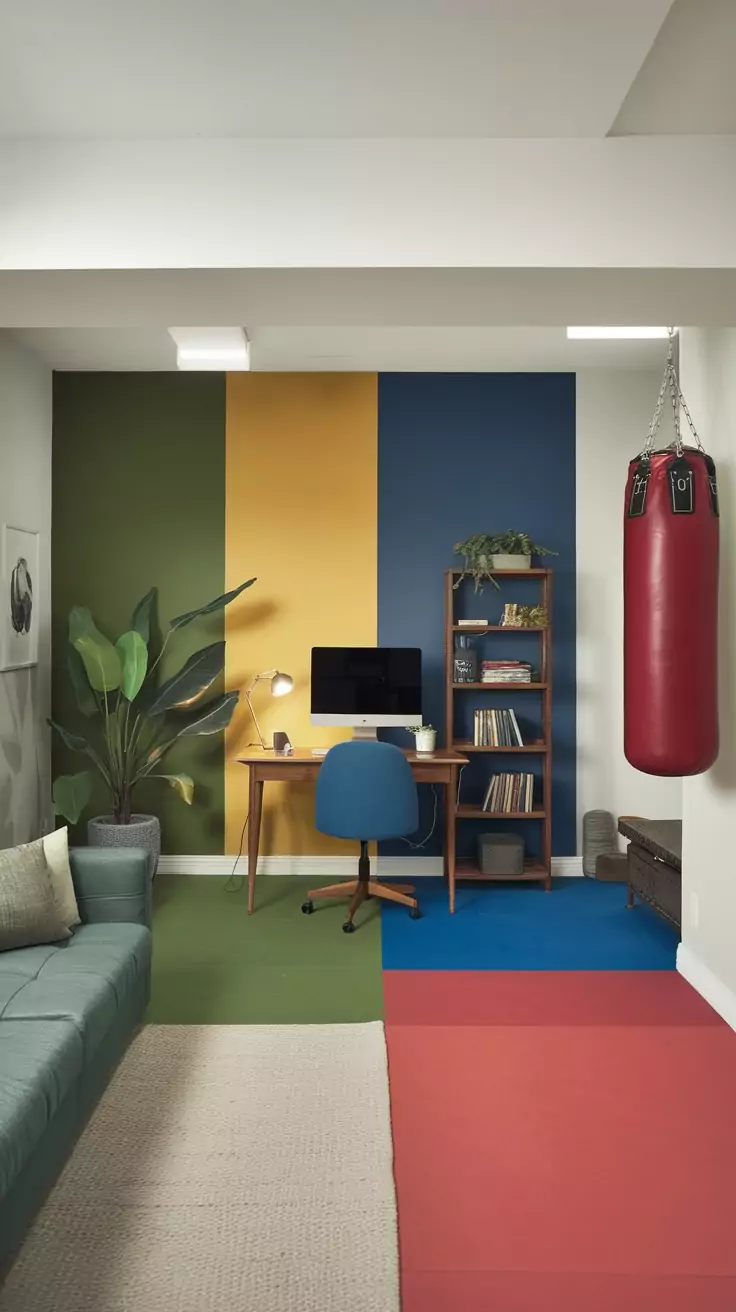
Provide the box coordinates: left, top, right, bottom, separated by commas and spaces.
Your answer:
377, 373, 576, 857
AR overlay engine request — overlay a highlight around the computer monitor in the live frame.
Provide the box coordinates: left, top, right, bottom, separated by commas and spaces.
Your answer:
310, 646, 422, 732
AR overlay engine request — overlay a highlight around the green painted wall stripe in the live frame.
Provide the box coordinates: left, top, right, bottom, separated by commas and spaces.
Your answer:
52, 373, 226, 855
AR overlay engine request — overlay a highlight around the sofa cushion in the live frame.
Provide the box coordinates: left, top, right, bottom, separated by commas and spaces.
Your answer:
0, 943, 63, 982
0, 1020, 84, 1199
0, 947, 61, 1021
0, 924, 151, 1064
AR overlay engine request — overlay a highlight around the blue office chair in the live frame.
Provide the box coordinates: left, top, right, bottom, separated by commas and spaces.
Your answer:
301, 740, 421, 932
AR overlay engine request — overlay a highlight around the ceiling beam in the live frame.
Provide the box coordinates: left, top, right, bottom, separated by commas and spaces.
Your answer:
2, 136, 736, 273
2, 268, 736, 329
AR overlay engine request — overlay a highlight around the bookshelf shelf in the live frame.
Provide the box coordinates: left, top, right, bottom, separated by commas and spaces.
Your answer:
452, 624, 547, 632
450, 567, 548, 577
452, 682, 547, 690
452, 740, 548, 754
445, 567, 553, 905
456, 858, 549, 881
456, 807, 546, 820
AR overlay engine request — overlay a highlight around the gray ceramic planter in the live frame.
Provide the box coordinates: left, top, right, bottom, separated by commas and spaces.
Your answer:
87, 814, 160, 877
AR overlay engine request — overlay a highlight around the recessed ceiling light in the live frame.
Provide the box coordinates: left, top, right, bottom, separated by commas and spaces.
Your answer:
566, 326, 673, 340
168, 327, 250, 370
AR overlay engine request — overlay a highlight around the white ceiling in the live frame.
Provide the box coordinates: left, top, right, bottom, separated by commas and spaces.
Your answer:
0, 0, 673, 138
611, 0, 736, 136
13, 326, 667, 372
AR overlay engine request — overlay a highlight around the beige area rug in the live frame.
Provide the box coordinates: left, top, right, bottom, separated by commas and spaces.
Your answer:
0, 1024, 400, 1312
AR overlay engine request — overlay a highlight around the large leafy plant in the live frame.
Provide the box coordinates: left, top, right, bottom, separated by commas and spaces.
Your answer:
50, 580, 255, 825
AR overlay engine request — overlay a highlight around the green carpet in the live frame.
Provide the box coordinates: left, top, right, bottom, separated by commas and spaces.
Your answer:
146, 876, 384, 1024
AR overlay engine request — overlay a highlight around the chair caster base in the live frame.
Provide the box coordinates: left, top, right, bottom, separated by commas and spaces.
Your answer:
301, 900, 314, 915
342, 921, 356, 934
410, 906, 422, 920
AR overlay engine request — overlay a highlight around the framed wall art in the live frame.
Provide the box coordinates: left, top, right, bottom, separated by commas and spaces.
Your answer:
1, 526, 40, 670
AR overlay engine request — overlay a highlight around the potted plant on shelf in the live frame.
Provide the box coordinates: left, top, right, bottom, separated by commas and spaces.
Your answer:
408, 725, 437, 754
453, 532, 557, 591
48, 579, 255, 874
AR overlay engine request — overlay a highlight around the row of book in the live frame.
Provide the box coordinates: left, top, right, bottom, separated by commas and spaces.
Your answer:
473, 708, 524, 747
482, 773, 536, 813
481, 660, 532, 684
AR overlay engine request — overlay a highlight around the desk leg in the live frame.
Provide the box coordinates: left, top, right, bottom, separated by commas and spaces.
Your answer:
247, 773, 264, 916
446, 772, 457, 915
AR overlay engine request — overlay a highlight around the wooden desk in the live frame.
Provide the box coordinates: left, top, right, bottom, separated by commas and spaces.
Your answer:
237, 747, 469, 915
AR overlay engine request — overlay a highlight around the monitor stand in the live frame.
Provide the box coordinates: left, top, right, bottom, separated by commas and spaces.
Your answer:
351, 725, 378, 742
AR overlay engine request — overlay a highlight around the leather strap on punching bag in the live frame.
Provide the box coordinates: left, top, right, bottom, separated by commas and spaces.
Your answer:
623, 333, 719, 776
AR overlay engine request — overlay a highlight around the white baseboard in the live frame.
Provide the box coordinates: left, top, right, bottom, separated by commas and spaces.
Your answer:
552, 856, 583, 877
676, 942, 736, 1032
157, 854, 583, 877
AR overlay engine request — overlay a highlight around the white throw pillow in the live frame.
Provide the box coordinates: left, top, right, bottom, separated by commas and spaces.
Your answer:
42, 827, 80, 927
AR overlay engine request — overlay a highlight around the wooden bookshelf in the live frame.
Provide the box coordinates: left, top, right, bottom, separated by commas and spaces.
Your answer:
445, 567, 553, 905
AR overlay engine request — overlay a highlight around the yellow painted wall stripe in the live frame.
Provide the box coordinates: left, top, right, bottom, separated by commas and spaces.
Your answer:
225, 373, 378, 855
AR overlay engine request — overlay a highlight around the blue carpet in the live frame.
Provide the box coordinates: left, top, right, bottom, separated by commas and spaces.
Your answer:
380, 878, 679, 971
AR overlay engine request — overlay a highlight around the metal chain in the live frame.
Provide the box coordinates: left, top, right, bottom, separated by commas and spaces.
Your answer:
643, 363, 669, 455
667, 343, 683, 457
673, 374, 704, 451
641, 327, 704, 458
642, 331, 674, 456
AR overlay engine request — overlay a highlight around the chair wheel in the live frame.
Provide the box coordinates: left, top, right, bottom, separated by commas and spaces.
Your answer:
342, 920, 356, 934
301, 900, 314, 914
410, 905, 422, 920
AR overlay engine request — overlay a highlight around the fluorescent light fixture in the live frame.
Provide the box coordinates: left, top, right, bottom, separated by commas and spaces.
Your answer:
168, 327, 250, 370
566, 326, 673, 340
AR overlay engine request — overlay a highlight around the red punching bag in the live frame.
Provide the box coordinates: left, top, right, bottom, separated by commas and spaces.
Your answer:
624, 347, 719, 776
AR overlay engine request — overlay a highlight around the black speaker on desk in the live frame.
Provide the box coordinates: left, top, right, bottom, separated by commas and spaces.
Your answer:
273, 731, 292, 754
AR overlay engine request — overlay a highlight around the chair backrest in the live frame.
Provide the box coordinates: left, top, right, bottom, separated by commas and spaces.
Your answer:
315, 740, 419, 842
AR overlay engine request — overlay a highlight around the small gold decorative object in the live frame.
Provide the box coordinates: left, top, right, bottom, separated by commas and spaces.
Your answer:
501, 603, 548, 628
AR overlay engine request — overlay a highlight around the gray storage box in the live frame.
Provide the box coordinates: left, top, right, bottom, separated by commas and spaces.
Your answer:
477, 832, 524, 876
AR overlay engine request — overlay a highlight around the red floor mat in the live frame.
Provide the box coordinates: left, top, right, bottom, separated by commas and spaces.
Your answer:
384, 969, 723, 1028
387, 1018, 736, 1298
401, 1269, 736, 1312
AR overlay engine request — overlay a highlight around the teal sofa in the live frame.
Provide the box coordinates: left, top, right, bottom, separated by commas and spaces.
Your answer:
0, 847, 152, 1269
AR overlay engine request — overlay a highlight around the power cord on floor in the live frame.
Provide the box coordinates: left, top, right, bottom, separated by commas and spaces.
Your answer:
400, 784, 439, 851
224, 811, 250, 892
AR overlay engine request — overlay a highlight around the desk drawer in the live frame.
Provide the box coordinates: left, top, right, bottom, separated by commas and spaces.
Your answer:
411, 764, 450, 784
252, 764, 319, 783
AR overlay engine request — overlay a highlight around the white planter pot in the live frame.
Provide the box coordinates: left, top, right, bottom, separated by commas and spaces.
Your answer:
415, 729, 437, 753
490, 553, 532, 571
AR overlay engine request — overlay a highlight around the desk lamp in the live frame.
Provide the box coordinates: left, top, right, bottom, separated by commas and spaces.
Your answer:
245, 670, 294, 749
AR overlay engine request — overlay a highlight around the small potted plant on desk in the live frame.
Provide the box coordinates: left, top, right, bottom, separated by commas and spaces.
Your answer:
48, 579, 254, 875
408, 725, 437, 754
454, 531, 557, 591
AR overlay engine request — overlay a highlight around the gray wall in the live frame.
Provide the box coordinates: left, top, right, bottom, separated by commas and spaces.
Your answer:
0, 334, 52, 846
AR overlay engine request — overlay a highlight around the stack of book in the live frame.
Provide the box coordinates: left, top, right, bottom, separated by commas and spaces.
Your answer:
482, 773, 536, 813
481, 660, 532, 684
473, 708, 524, 747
